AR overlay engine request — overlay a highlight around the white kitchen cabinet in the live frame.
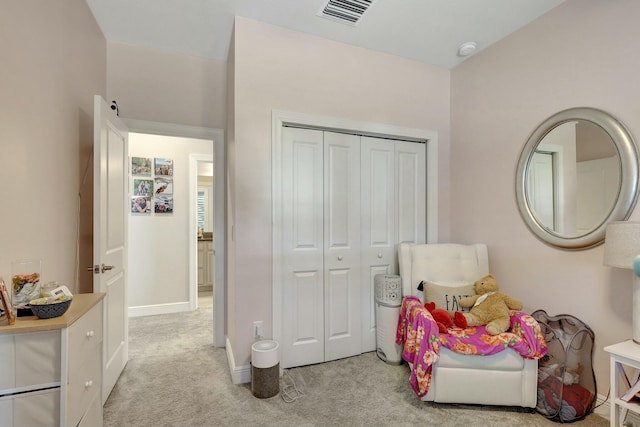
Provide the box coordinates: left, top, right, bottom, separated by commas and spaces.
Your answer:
198, 239, 214, 292
0, 293, 105, 427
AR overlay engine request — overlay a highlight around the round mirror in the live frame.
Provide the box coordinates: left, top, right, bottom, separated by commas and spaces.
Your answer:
516, 107, 639, 249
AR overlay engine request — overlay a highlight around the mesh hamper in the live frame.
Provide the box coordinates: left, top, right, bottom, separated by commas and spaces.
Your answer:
532, 310, 596, 422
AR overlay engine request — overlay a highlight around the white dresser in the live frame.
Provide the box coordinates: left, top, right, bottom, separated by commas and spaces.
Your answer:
0, 293, 105, 427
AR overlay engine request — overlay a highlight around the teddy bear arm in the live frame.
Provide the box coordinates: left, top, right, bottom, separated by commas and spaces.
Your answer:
503, 295, 523, 311
458, 295, 479, 308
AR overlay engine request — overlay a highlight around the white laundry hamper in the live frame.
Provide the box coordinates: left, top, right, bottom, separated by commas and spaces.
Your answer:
374, 274, 403, 364
251, 340, 280, 398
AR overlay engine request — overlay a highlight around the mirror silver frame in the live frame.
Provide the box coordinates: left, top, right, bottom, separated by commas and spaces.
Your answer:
516, 107, 639, 250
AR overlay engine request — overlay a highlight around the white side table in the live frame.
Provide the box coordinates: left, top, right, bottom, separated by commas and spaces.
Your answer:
605, 340, 640, 426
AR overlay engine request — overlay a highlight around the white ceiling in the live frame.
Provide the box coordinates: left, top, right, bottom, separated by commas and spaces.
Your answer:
86, 0, 565, 69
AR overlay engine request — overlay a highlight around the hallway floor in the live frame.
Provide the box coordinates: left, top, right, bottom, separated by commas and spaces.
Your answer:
198, 290, 213, 308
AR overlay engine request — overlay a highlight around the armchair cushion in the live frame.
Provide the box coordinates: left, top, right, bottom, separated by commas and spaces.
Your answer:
399, 243, 489, 297
423, 280, 475, 314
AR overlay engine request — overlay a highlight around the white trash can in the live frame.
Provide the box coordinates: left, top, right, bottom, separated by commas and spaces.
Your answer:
374, 274, 403, 364
251, 340, 280, 398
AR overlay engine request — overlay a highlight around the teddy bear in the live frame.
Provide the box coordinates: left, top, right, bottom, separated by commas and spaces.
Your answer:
455, 273, 523, 335
424, 301, 455, 334
425, 301, 474, 334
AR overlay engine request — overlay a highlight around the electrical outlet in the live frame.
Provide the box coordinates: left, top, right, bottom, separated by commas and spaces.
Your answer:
253, 320, 263, 338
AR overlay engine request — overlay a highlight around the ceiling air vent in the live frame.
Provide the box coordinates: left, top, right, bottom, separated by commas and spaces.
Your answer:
317, 0, 376, 26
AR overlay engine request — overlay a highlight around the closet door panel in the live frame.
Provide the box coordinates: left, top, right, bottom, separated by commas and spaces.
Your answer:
397, 141, 426, 244
286, 271, 324, 366
325, 140, 354, 248
324, 131, 362, 361
281, 127, 325, 368
360, 137, 396, 351
325, 268, 354, 355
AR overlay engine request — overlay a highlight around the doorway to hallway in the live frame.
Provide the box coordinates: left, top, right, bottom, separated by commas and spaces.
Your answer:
124, 119, 225, 347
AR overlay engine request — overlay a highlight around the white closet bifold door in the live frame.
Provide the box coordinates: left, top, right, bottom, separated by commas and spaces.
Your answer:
280, 127, 426, 368
359, 137, 425, 352
323, 131, 362, 362
396, 140, 426, 245
281, 127, 325, 368
360, 136, 396, 352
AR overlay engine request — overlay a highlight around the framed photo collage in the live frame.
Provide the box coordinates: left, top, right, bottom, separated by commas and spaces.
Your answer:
130, 157, 174, 215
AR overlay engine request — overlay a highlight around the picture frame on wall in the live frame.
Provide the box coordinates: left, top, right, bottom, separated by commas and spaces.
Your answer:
131, 157, 152, 176
155, 157, 173, 176
154, 177, 173, 195
154, 195, 173, 214
131, 196, 151, 214
133, 178, 154, 197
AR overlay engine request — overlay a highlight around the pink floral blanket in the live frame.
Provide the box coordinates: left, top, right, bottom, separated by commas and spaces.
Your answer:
395, 296, 548, 398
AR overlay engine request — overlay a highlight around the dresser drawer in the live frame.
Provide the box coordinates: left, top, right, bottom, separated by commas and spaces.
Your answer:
0, 331, 61, 392
67, 344, 101, 427
77, 389, 103, 427
68, 301, 102, 360
0, 387, 60, 427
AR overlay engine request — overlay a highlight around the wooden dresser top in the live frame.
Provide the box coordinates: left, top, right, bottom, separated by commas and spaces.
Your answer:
0, 293, 105, 335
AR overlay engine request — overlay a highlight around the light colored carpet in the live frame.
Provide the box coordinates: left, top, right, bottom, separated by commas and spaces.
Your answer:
103, 307, 608, 427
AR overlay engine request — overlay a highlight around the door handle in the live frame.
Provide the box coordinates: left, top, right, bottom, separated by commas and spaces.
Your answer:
101, 264, 115, 273
87, 264, 115, 274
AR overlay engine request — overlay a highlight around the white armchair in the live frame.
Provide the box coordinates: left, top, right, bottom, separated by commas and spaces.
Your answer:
398, 243, 538, 407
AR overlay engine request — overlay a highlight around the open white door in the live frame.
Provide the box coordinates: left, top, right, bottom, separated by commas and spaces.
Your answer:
93, 95, 128, 404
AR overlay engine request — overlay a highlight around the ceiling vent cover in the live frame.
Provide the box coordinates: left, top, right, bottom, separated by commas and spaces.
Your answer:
317, 0, 376, 26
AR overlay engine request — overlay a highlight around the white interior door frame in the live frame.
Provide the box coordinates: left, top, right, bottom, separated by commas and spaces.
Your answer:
533, 143, 565, 233
190, 154, 214, 309
272, 109, 438, 360
122, 118, 226, 348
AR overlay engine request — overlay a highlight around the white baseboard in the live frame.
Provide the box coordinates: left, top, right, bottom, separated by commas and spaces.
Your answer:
593, 393, 610, 420
226, 337, 251, 384
128, 301, 191, 318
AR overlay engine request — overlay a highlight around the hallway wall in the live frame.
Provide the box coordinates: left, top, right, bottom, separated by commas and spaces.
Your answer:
128, 133, 213, 315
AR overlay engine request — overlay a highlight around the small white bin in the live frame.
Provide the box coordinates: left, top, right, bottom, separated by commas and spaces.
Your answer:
251, 340, 280, 398
374, 274, 403, 364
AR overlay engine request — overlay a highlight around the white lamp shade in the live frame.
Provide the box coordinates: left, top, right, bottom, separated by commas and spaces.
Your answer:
603, 221, 640, 269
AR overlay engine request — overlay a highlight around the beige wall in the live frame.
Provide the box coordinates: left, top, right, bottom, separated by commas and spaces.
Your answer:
451, 0, 640, 393
107, 42, 227, 130
0, 1, 106, 294
228, 17, 451, 367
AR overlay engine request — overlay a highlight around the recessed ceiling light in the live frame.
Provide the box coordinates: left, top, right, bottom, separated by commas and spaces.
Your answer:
458, 42, 477, 57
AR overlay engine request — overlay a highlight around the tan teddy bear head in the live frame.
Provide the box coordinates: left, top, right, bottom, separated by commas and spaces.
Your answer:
457, 273, 523, 335
473, 273, 499, 295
